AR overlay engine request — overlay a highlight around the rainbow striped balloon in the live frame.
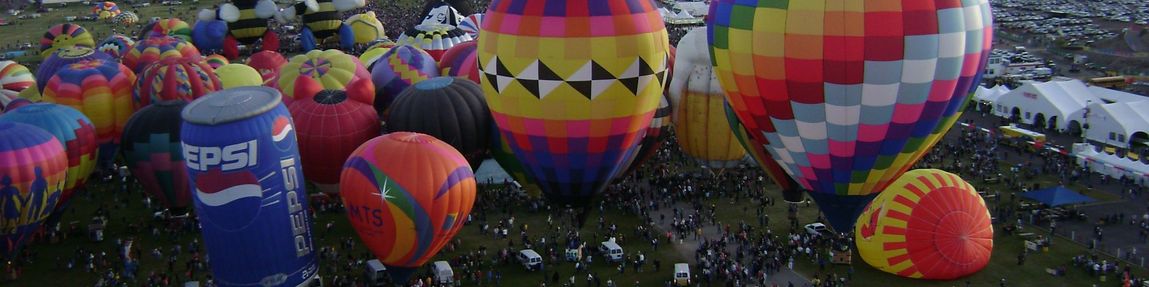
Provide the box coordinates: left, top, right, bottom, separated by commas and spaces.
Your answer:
708, 0, 993, 230
0, 61, 35, 102
438, 41, 479, 84
480, 0, 669, 205
138, 18, 192, 42
42, 59, 137, 163
0, 122, 67, 259
855, 169, 993, 280
97, 34, 136, 59
341, 132, 475, 283
0, 103, 98, 219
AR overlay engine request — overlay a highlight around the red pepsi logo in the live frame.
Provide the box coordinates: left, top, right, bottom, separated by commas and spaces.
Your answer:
194, 168, 264, 231
271, 115, 296, 152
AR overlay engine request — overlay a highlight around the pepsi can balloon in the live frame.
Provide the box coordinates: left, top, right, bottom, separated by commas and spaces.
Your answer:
180, 87, 318, 286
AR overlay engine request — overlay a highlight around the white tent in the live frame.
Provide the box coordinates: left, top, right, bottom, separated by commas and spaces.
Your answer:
1073, 143, 1149, 186
658, 7, 672, 18
993, 79, 1098, 131
1082, 101, 1149, 149
675, 2, 710, 18
974, 85, 1010, 103
1087, 86, 1148, 104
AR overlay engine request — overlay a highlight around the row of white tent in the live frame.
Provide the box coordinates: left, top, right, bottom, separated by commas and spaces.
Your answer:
974, 77, 1149, 151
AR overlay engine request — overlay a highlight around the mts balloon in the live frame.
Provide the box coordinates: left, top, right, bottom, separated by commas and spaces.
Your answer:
180, 87, 319, 287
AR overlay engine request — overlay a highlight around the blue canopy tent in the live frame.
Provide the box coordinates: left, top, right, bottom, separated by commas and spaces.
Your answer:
1021, 186, 1096, 207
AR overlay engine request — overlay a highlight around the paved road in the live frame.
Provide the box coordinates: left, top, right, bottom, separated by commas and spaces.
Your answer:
647, 203, 811, 287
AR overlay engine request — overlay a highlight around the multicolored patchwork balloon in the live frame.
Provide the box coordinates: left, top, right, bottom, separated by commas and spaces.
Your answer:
288, 76, 378, 194
113, 11, 139, 25
617, 94, 671, 177
121, 100, 191, 213
0, 122, 67, 259
97, 34, 136, 59
123, 36, 202, 73
341, 132, 476, 283
479, 0, 669, 205
278, 49, 372, 104
42, 59, 137, 165
855, 169, 993, 280
0, 103, 97, 220
369, 45, 438, 114
708, 0, 993, 230
40, 23, 95, 59
134, 57, 222, 109
438, 41, 479, 84
724, 102, 803, 202
1, 61, 35, 102
92, 1, 121, 20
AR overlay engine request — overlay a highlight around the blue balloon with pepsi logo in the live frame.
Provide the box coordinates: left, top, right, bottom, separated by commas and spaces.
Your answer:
180, 87, 318, 287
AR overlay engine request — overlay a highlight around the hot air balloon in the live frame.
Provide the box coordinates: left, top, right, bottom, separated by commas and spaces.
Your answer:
139, 18, 193, 42
1, 61, 35, 102
457, 13, 482, 39
42, 59, 137, 167
113, 11, 139, 25
4, 99, 32, 112
0, 122, 66, 259
671, 28, 745, 170
278, 49, 373, 104
134, 57, 222, 109
855, 169, 993, 280
723, 102, 803, 202
191, 18, 228, 55
289, 77, 378, 194
488, 131, 541, 197
387, 77, 491, 167
123, 36, 202, 74
204, 54, 229, 69
181, 87, 318, 287
92, 1, 121, 20
341, 132, 476, 284
40, 23, 95, 59
278, 0, 364, 51
97, 34, 136, 59
358, 40, 396, 70
214, 64, 264, 89
346, 11, 387, 45
246, 51, 288, 87
121, 100, 191, 214
370, 45, 438, 117
395, 24, 473, 61
617, 94, 671, 177
197, 0, 279, 59
438, 41, 479, 84
0, 103, 98, 222
479, 0, 669, 206
36, 47, 113, 92
707, 0, 993, 230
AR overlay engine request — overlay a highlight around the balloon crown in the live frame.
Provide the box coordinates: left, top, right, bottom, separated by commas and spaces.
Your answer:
313, 90, 348, 105
391, 132, 435, 144
415, 77, 454, 90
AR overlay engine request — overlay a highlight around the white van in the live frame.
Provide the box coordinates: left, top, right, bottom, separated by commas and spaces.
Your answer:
599, 240, 623, 262
364, 259, 387, 286
431, 261, 453, 285
674, 263, 691, 286
518, 249, 543, 271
